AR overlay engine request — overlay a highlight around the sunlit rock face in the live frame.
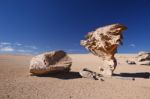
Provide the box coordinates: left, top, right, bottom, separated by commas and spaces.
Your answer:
30, 50, 72, 75
80, 24, 127, 77
126, 51, 150, 66
137, 51, 150, 65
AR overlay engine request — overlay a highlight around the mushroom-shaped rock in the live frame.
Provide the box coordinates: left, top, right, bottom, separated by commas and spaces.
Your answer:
80, 23, 127, 77
30, 50, 72, 75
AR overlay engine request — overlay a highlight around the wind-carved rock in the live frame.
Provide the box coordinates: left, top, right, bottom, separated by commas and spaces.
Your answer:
126, 51, 150, 65
80, 24, 127, 77
137, 51, 150, 65
30, 50, 72, 75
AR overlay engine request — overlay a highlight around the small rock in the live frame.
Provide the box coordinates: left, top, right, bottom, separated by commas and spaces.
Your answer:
126, 60, 136, 65
79, 68, 103, 80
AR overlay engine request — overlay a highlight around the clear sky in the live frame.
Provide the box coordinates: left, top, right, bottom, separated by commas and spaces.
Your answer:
0, 0, 150, 54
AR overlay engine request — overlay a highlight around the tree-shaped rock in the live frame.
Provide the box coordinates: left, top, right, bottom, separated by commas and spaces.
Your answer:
80, 24, 127, 77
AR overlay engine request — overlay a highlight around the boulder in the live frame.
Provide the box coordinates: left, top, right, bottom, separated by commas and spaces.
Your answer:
136, 51, 150, 65
137, 61, 150, 65
126, 52, 150, 66
137, 51, 150, 62
30, 50, 72, 75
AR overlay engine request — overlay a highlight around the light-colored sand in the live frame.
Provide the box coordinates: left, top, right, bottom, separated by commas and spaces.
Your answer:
0, 54, 150, 99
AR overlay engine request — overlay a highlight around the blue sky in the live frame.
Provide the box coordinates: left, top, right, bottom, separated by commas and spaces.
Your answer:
0, 0, 150, 54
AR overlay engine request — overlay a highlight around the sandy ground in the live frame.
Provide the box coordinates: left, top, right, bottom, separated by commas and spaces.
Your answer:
0, 54, 150, 99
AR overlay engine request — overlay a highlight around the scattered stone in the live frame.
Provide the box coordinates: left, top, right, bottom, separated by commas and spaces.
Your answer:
80, 23, 127, 77
30, 50, 72, 75
79, 68, 103, 80
137, 51, 150, 62
126, 60, 136, 65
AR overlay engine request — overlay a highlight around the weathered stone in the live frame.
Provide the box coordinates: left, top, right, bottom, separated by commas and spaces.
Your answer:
126, 60, 136, 65
79, 68, 103, 80
137, 61, 150, 65
135, 51, 150, 65
30, 50, 72, 75
126, 52, 150, 66
99, 58, 117, 76
81, 24, 127, 77
137, 51, 150, 62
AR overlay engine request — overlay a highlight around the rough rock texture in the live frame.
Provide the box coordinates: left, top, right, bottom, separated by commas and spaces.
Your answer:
137, 51, 150, 65
30, 50, 72, 75
137, 61, 150, 65
137, 51, 150, 62
126, 51, 150, 65
79, 68, 103, 80
126, 60, 136, 65
80, 23, 127, 77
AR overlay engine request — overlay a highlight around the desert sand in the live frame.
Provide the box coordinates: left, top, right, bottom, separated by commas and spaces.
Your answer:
0, 54, 150, 99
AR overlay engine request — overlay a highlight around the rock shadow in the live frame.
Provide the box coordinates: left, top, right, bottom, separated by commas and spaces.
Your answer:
32, 71, 82, 80
113, 72, 150, 79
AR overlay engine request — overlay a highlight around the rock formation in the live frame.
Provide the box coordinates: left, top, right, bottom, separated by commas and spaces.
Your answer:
30, 50, 72, 75
80, 23, 127, 77
137, 51, 150, 62
137, 51, 150, 65
126, 51, 150, 65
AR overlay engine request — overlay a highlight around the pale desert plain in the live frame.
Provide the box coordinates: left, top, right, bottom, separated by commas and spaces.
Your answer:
0, 54, 150, 99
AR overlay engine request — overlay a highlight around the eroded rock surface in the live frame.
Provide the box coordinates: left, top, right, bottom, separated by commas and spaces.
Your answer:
137, 51, 150, 62
126, 51, 150, 65
79, 68, 104, 81
137, 51, 150, 65
80, 24, 127, 77
30, 50, 72, 75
